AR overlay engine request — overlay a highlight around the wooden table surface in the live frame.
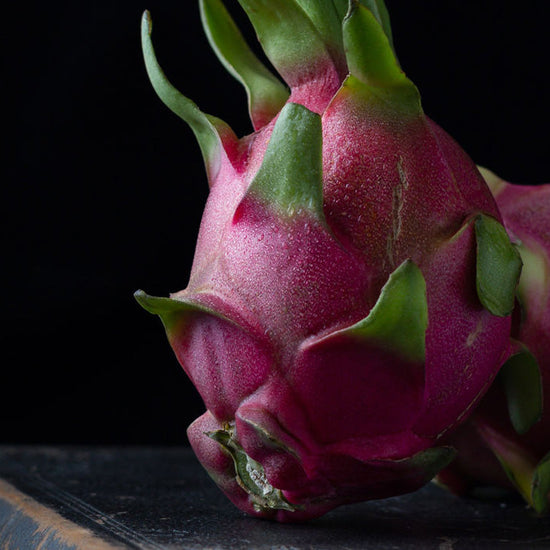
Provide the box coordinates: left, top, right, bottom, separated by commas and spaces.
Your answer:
0, 445, 548, 549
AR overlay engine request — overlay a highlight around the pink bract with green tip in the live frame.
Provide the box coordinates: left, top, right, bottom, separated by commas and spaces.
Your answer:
136, 0, 522, 521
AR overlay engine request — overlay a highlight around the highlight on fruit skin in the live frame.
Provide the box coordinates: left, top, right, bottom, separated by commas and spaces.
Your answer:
437, 169, 550, 515
135, 1, 524, 521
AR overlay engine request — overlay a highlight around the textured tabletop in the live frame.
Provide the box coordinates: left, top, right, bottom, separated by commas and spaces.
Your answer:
0, 446, 548, 549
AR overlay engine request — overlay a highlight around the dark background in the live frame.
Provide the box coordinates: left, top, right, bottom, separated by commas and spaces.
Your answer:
3, 1, 548, 445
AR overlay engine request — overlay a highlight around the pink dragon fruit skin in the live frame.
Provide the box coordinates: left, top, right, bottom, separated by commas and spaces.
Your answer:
135, 1, 523, 521
437, 168, 550, 514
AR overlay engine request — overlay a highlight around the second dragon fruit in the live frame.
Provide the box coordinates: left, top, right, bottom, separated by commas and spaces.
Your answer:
136, 0, 523, 520
437, 170, 550, 513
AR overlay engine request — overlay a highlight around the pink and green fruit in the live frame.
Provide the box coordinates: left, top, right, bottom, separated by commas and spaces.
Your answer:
136, 1, 522, 521
437, 169, 550, 514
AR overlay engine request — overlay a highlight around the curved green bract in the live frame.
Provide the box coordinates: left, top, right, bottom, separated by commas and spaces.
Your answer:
245, 102, 325, 220
199, 0, 289, 130
357, 0, 395, 52
532, 452, 550, 514
403, 446, 457, 474
134, 289, 227, 333
207, 428, 299, 512
500, 343, 542, 435
474, 214, 523, 317
293, 0, 344, 52
236, 0, 338, 86
344, 259, 428, 363
307, 0, 394, 49
494, 451, 536, 508
141, 11, 233, 181
343, 3, 413, 89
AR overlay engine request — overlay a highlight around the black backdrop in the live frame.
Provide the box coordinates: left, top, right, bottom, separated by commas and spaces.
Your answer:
3, 1, 549, 445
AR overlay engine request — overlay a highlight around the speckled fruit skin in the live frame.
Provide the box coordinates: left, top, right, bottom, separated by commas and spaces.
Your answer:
136, 1, 522, 521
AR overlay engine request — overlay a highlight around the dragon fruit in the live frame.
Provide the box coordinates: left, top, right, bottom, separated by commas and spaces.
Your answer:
135, 0, 523, 521
437, 168, 550, 514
